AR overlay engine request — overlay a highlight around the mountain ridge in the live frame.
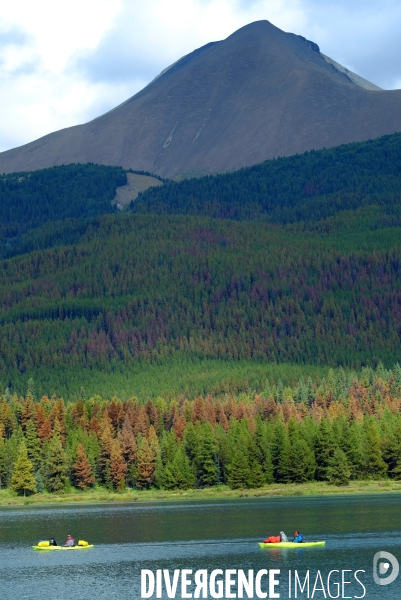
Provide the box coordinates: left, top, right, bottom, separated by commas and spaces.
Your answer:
0, 20, 400, 178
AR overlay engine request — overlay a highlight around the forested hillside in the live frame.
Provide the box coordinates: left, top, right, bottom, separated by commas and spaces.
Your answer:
1, 364, 401, 495
0, 134, 400, 399
0, 164, 126, 258
0, 209, 400, 397
132, 133, 401, 224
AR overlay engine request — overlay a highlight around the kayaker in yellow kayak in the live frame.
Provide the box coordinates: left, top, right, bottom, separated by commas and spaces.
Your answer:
293, 530, 304, 543
63, 534, 75, 547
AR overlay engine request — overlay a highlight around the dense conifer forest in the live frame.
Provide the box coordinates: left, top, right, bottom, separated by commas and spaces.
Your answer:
132, 133, 401, 224
1, 365, 401, 495
0, 133, 400, 401
0, 209, 400, 398
0, 164, 126, 258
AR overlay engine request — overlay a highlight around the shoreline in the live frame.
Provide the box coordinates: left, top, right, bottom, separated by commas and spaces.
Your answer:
1, 480, 401, 507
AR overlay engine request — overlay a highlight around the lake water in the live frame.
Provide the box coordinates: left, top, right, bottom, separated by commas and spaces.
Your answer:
1, 494, 400, 599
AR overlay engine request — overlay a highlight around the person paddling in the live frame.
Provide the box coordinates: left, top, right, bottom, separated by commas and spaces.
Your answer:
293, 530, 304, 543
64, 534, 75, 547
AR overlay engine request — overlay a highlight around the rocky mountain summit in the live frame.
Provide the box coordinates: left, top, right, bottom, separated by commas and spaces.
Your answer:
0, 20, 400, 178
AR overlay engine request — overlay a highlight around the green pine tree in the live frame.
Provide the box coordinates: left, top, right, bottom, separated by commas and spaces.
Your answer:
10, 442, 36, 496
362, 419, 387, 479
159, 430, 178, 466
46, 437, 68, 492
263, 448, 274, 484
271, 421, 286, 481
246, 437, 265, 488
383, 420, 401, 477
338, 420, 363, 479
314, 418, 337, 480
27, 378, 36, 402
227, 445, 252, 489
393, 363, 401, 392
194, 423, 218, 487
35, 470, 45, 493
289, 439, 316, 483
24, 419, 41, 470
277, 436, 292, 483
0, 437, 8, 489
163, 446, 195, 490
327, 448, 351, 486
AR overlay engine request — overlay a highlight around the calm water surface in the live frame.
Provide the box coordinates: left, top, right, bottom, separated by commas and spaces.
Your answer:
1, 494, 401, 599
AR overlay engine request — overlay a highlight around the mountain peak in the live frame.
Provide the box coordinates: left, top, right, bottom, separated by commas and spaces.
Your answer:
0, 20, 399, 178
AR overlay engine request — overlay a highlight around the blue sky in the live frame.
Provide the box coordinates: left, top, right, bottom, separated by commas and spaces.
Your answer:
0, 0, 400, 153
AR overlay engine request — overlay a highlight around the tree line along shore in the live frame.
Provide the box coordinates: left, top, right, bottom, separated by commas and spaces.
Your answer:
1, 364, 401, 498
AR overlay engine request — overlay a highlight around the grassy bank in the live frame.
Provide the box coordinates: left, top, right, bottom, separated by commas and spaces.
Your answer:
2, 480, 401, 507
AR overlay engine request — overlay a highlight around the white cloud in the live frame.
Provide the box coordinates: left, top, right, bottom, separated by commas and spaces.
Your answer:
0, 0, 400, 153
0, 0, 124, 151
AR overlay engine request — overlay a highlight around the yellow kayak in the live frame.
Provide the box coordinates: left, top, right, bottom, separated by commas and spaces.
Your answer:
33, 545, 94, 551
259, 541, 325, 548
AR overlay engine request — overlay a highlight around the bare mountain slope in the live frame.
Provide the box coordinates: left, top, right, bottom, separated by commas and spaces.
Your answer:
0, 20, 400, 178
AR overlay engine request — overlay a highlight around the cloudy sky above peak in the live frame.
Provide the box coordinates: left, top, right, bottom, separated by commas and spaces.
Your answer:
0, 0, 400, 153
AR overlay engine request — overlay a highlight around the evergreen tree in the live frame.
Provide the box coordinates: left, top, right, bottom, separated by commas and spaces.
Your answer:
135, 438, 156, 489
109, 439, 127, 489
271, 421, 286, 481
277, 436, 292, 483
307, 377, 315, 406
393, 363, 401, 392
314, 418, 337, 480
73, 443, 95, 490
46, 436, 68, 492
99, 422, 113, 478
10, 442, 36, 496
297, 379, 308, 404
338, 420, 363, 479
160, 430, 178, 466
251, 417, 269, 465
24, 419, 41, 470
120, 424, 137, 467
27, 378, 36, 403
327, 448, 351, 486
383, 420, 401, 477
362, 419, 387, 479
183, 422, 198, 464
289, 439, 316, 483
35, 470, 45, 493
193, 423, 218, 487
246, 437, 265, 488
163, 446, 195, 490
5, 428, 24, 486
337, 367, 347, 399
275, 380, 284, 403
263, 448, 274, 484
0, 437, 7, 489
153, 453, 164, 489
227, 444, 253, 489
327, 369, 337, 399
